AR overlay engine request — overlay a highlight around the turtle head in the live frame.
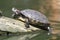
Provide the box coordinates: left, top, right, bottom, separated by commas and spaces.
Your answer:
12, 7, 18, 13
12, 7, 21, 18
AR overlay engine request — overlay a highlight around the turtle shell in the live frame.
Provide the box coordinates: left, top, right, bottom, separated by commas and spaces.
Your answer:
20, 9, 49, 24
12, 8, 51, 32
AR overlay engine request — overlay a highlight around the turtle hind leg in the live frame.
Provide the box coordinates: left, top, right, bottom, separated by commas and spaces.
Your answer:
25, 18, 30, 28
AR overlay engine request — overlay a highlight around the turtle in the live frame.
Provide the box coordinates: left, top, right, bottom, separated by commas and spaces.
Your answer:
12, 7, 51, 33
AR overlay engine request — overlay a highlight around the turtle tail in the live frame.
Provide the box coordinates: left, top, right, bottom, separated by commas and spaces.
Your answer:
40, 24, 52, 35
37, 23, 52, 34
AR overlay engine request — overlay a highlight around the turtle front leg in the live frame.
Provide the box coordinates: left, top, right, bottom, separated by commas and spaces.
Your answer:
25, 18, 30, 28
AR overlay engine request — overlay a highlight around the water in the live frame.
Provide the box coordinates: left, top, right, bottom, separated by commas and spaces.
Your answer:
0, 0, 60, 40
0, 31, 51, 40
0, 0, 40, 17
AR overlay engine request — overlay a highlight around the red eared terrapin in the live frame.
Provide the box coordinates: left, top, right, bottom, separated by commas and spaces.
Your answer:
12, 8, 51, 33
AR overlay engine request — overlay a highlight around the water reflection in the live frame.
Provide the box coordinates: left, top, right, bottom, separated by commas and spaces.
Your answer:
0, 31, 50, 40
0, 32, 40, 40
5, 34, 38, 40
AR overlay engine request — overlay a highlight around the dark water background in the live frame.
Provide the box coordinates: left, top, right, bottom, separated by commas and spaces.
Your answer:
0, 0, 40, 17
0, 0, 60, 40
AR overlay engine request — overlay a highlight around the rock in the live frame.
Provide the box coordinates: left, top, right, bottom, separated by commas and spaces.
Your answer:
0, 16, 40, 33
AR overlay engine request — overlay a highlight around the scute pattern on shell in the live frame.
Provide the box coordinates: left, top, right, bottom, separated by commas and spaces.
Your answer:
20, 9, 49, 23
